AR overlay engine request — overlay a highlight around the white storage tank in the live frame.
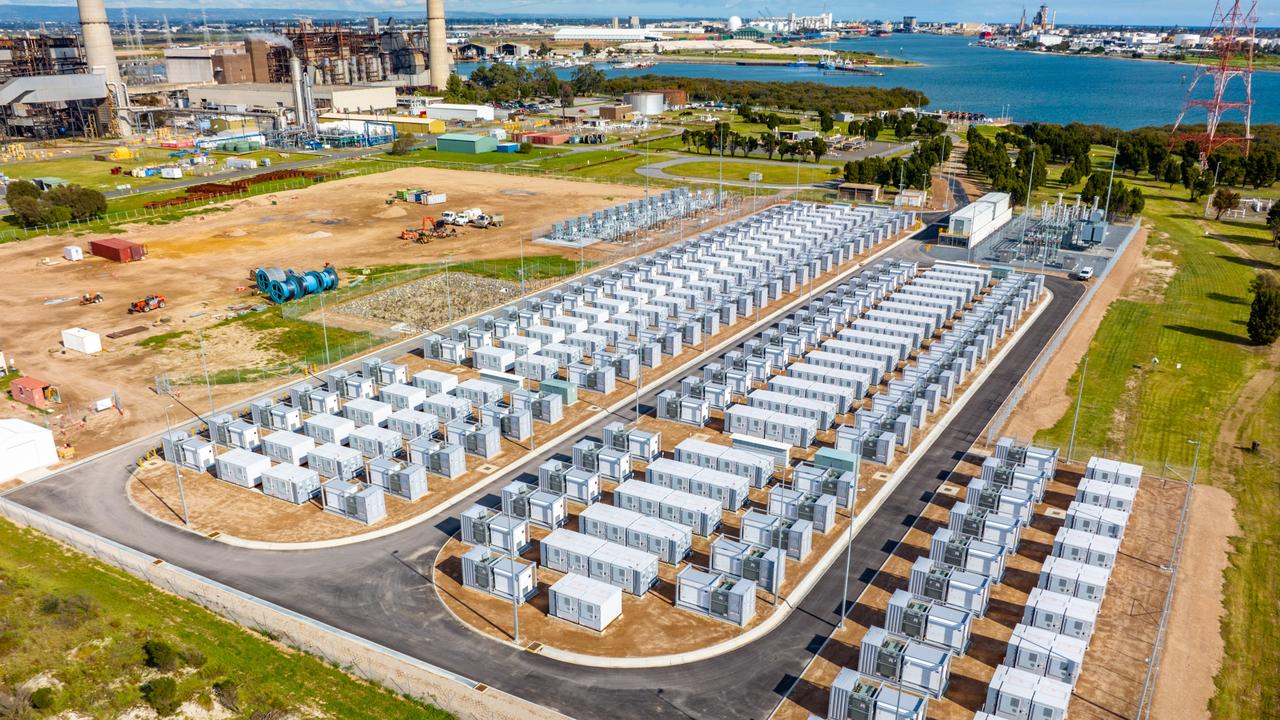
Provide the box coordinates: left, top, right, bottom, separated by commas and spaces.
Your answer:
548, 572, 622, 632
214, 449, 270, 488
260, 463, 321, 504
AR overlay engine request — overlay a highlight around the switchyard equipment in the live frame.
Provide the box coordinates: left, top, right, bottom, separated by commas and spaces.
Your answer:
343, 397, 392, 428
262, 430, 315, 466
674, 567, 757, 627
460, 504, 530, 555
886, 589, 973, 656
739, 510, 814, 561
547, 572, 623, 632
321, 480, 386, 524
724, 404, 819, 448
1004, 624, 1088, 687
1074, 478, 1137, 513
250, 399, 303, 432
966, 477, 1035, 527
949, 502, 1021, 555
826, 668, 929, 720
461, 546, 537, 604
930, 528, 1007, 581
1022, 587, 1099, 640
1084, 456, 1143, 488
602, 421, 661, 462
909, 557, 991, 617
980, 456, 1049, 502
612, 480, 722, 537
537, 459, 601, 505
539, 529, 660, 596
983, 665, 1071, 720
500, 481, 568, 530
214, 449, 271, 489
1038, 556, 1110, 604
645, 458, 750, 511
423, 392, 473, 422
767, 486, 838, 533
161, 432, 215, 472
307, 443, 365, 481
1064, 501, 1128, 541
367, 458, 428, 501
858, 626, 952, 699
709, 536, 786, 594
407, 437, 466, 479
348, 425, 403, 459
260, 463, 322, 504
1052, 527, 1120, 569
793, 462, 858, 509
673, 438, 774, 489
579, 502, 692, 565
386, 408, 438, 441
994, 437, 1059, 477
379, 383, 427, 412
412, 369, 458, 396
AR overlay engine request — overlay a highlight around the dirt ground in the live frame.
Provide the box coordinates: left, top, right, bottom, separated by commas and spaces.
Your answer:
1002, 226, 1149, 439
0, 168, 646, 460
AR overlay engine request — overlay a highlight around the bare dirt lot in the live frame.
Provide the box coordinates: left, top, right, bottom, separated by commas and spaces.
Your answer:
0, 168, 645, 459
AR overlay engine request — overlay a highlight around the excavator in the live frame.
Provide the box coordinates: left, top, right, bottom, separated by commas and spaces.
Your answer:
128, 294, 167, 314
398, 216, 457, 243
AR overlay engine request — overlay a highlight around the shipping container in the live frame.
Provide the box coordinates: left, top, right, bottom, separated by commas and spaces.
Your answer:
412, 369, 458, 396
1064, 501, 1128, 541
379, 383, 427, 412
579, 502, 691, 565
1074, 478, 1137, 513
886, 589, 972, 656
724, 404, 819, 448
89, 237, 145, 263
645, 458, 750, 510
343, 397, 392, 428
260, 463, 321, 504
386, 408, 438, 440
674, 567, 757, 626
547, 572, 622, 631
423, 392, 473, 422
214, 449, 270, 488
261, 430, 314, 466
1052, 527, 1120, 569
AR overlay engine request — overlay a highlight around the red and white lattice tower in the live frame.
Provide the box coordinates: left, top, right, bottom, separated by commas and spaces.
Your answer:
1169, 0, 1259, 165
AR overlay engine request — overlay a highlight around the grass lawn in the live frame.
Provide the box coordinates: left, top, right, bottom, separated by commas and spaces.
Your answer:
136, 331, 189, 350
0, 518, 451, 718
1029, 165, 1280, 719
3, 148, 318, 194
219, 306, 375, 365
665, 159, 842, 186
383, 147, 564, 165
563, 153, 679, 185
521, 150, 632, 173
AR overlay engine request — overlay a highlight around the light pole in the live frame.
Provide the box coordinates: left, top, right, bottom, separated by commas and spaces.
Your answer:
839, 500, 855, 629
1066, 355, 1089, 464
163, 404, 190, 526
198, 329, 214, 415
319, 294, 332, 367
444, 253, 454, 323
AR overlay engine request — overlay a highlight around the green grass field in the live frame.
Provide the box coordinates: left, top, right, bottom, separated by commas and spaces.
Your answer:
521, 150, 632, 173
0, 518, 451, 718
3, 148, 316, 193
219, 306, 375, 365
383, 147, 564, 166
664, 159, 842, 186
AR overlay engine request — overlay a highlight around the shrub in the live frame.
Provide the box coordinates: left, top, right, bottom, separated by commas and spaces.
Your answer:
28, 687, 55, 710
140, 677, 180, 716
212, 679, 239, 712
180, 647, 206, 669
1247, 283, 1280, 345
518, 141, 533, 154
142, 639, 179, 672
3, 180, 41, 203
37, 592, 96, 628
388, 133, 417, 156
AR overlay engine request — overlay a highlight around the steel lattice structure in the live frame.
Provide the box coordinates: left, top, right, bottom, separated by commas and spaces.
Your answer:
1170, 0, 1259, 163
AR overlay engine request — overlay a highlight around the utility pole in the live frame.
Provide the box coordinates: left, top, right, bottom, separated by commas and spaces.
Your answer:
444, 253, 454, 323
519, 233, 526, 295
199, 330, 214, 415
319, 294, 332, 366
1066, 355, 1089, 464
1102, 139, 1119, 224
164, 404, 190, 527
839, 500, 855, 629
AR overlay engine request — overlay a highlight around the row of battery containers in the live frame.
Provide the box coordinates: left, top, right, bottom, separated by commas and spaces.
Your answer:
434, 202, 907, 381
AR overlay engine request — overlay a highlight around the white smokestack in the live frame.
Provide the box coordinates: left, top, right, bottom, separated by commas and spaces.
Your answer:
77, 0, 122, 86
427, 0, 449, 90
290, 56, 306, 129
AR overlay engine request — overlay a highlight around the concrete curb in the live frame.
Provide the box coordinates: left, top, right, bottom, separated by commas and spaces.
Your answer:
451, 287, 1054, 668
154, 224, 926, 551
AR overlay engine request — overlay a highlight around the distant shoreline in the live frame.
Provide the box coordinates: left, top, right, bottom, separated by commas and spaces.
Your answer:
976, 43, 1280, 73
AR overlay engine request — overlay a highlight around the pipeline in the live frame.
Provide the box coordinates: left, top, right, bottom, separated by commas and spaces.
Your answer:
255, 263, 339, 303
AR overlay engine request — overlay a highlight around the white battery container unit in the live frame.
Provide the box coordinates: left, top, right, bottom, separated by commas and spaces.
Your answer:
367, 458, 428, 501
1038, 555, 1110, 603
930, 528, 1007, 581
572, 439, 631, 481
454, 378, 504, 408
164, 435, 215, 472
949, 502, 1021, 555
767, 486, 838, 534
408, 437, 466, 479
983, 665, 1071, 720
747, 389, 838, 429
460, 503, 530, 554
793, 462, 858, 509
348, 424, 403, 459
886, 588, 973, 656
540, 342, 584, 367
307, 443, 365, 481
645, 458, 750, 510
980, 456, 1048, 502
537, 459, 601, 504
673, 438, 774, 488
1065, 501, 1129, 540
374, 361, 407, 386
262, 430, 314, 466
320, 480, 386, 524
766, 375, 855, 414
787, 362, 871, 398
260, 463, 321, 504
1084, 456, 1143, 488
1005, 623, 1088, 687
500, 481, 568, 530
724, 404, 819, 448
549, 314, 588, 334
909, 557, 990, 617
526, 324, 565, 345
214, 449, 270, 489
514, 354, 560, 382
461, 546, 537, 604
674, 567, 757, 627
709, 536, 785, 594
618, 480, 723, 537
994, 436, 1059, 477
739, 510, 813, 561
1075, 478, 1137, 513
341, 374, 375, 401
411, 369, 457, 396
1022, 587, 1099, 640
1052, 527, 1120, 569
386, 408, 438, 440
501, 334, 541, 357
579, 502, 691, 565
295, 385, 339, 415
547, 572, 622, 632
966, 477, 1035, 526
826, 669, 929, 720
423, 392, 472, 422
803, 350, 884, 386
466, 326, 492, 350
343, 397, 392, 428
858, 626, 952, 699
223, 420, 260, 451
379, 383, 426, 412
445, 419, 500, 458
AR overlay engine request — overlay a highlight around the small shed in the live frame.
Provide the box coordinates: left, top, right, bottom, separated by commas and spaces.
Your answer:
9, 377, 52, 408
435, 133, 498, 154
89, 238, 145, 263
0, 418, 58, 482
598, 104, 634, 121
548, 572, 623, 632
61, 327, 102, 355
838, 183, 881, 203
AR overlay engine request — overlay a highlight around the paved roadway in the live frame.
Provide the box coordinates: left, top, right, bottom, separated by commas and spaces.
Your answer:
5, 266, 1081, 720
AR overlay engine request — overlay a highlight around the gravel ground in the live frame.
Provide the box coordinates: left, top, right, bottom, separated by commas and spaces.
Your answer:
337, 272, 538, 330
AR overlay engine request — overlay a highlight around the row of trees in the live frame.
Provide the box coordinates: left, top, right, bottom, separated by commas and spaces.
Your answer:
679, 123, 831, 163
962, 126, 1050, 205
842, 135, 954, 191
4, 180, 106, 228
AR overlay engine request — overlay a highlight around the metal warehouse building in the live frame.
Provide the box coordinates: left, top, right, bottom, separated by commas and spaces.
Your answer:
435, 133, 498, 154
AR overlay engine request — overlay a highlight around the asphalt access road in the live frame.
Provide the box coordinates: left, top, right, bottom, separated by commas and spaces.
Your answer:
5, 272, 1083, 720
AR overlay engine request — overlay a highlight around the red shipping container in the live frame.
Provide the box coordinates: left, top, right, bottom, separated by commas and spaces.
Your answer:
89, 238, 145, 263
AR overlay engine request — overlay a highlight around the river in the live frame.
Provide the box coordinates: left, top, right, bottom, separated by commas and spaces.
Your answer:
458, 34, 1278, 129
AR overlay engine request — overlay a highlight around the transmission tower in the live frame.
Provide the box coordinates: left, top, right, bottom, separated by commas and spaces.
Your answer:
1169, 0, 1258, 165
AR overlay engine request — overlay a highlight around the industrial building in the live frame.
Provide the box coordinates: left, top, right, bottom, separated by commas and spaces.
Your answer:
0, 72, 108, 138
939, 192, 1013, 248
240, 17, 450, 88
186, 83, 397, 114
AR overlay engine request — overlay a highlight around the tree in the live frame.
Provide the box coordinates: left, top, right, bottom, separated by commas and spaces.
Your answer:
581, 42, 595, 56
533, 65, 560, 97
3, 179, 40, 203
388, 132, 416, 156
1162, 157, 1181, 187
570, 63, 605, 95
818, 110, 835, 134
1060, 166, 1080, 187
558, 85, 574, 117
760, 133, 779, 160
1267, 203, 1280, 248
1211, 187, 1241, 220
537, 41, 552, 57
809, 136, 828, 164
894, 117, 913, 141
847, 120, 860, 136
1247, 281, 1280, 345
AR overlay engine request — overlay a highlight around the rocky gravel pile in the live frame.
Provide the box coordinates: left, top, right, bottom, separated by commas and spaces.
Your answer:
338, 273, 533, 330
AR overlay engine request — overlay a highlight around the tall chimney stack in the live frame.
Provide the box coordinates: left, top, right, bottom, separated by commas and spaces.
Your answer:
426, 0, 449, 90
77, 0, 122, 87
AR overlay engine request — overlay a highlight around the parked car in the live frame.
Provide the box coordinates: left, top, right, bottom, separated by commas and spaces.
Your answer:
1074, 267, 1095, 281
